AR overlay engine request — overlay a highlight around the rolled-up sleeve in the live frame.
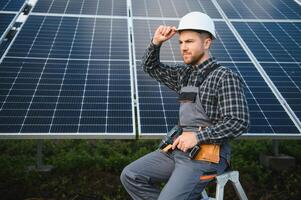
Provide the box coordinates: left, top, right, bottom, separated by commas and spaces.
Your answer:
142, 42, 182, 92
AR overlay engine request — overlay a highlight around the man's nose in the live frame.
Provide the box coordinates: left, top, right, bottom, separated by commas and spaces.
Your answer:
182, 43, 188, 51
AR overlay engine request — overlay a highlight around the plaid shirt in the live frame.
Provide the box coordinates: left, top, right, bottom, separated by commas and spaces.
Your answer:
142, 42, 249, 144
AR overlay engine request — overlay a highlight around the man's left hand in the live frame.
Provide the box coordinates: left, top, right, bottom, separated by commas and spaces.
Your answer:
172, 132, 198, 152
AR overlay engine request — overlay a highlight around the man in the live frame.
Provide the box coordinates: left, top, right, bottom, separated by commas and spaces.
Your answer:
121, 12, 249, 200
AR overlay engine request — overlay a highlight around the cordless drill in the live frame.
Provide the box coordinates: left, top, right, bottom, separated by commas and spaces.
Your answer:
159, 125, 201, 159
158, 125, 183, 152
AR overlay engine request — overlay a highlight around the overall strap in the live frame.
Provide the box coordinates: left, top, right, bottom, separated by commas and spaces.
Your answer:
196, 63, 221, 87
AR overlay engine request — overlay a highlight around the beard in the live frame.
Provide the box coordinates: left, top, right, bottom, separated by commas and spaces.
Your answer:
182, 51, 205, 65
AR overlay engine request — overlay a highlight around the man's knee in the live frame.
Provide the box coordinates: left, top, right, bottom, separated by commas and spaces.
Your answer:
121, 164, 151, 187
120, 165, 131, 187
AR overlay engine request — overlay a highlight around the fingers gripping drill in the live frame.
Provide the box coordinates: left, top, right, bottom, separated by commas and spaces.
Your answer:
158, 125, 200, 159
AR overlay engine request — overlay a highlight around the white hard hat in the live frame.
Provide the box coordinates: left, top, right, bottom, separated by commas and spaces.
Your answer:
177, 12, 216, 39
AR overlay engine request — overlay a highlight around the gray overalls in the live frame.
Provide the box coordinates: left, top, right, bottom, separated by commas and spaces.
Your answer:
179, 85, 231, 163
121, 85, 230, 200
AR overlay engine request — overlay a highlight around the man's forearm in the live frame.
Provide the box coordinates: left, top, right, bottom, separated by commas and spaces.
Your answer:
142, 41, 161, 72
141, 42, 182, 92
195, 117, 249, 144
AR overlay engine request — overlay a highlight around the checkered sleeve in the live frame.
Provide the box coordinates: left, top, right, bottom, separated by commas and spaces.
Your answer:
195, 70, 250, 143
141, 42, 182, 92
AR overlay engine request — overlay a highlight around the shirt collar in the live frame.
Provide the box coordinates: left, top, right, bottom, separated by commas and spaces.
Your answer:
194, 57, 217, 71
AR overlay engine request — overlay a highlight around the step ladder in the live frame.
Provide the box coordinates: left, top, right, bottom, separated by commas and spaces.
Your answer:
201, 171, 248, 200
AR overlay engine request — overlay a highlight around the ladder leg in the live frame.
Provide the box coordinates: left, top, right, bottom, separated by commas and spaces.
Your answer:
232, 181, 248, 200
215, 180, 226, 200
229, 171, 248, 200
201, 189, 210, 200
201, 189, 209, 198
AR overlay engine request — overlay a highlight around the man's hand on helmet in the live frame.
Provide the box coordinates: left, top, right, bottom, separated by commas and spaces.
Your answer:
152, 25, 177, 46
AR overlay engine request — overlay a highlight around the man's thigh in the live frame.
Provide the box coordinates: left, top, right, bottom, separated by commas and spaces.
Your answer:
158, 150, 228, 200
124, 150, 175, 184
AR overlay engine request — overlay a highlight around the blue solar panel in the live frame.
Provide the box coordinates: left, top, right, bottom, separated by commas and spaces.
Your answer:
0, 0, 26, 11
216, 0, 301, 19
7, 16, 129, 59
0, 14, 134, 137
260, 62, 301, 120
229, 62, 299, 134
33, 0, 127, 16
0, 13, 15, 39
233, 22, 301, 122
132, 0, 222, 18
0, 13, 16, 58
233, 22, 301, 62
0, 57, 133, 135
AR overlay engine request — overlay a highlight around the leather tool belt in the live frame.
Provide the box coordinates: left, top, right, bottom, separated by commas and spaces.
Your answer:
194, 143, 220, 163
194, 126, 220, 164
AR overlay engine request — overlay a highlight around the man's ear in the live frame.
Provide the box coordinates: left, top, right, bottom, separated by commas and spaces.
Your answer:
204, 38, 212, 50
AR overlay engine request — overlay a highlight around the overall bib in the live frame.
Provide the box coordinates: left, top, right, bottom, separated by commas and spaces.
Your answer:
179, 85, 231, 164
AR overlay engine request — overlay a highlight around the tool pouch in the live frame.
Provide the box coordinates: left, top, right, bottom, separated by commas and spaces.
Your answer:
194, 144, 220, 163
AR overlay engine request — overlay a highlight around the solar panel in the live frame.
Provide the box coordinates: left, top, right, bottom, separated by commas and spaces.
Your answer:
216, 0, 301, 19
33, 0, 127, 16
132, 0, 222, 18
0, 0, 26, 11
0, 11, 134, 138
233, 22, 301, 62
0, 13, 15, 40
0, 0, 300, 139
0, 13, 16, 58
233, 21, 301, 122
7, 16, 129, 59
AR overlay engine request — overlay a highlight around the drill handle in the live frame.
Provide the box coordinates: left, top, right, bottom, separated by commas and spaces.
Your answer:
188, 145, 200, 159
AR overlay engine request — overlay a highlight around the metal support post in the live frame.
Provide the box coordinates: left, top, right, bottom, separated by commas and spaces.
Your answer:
272, 140, 279, 156
28, 140, 53, 172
